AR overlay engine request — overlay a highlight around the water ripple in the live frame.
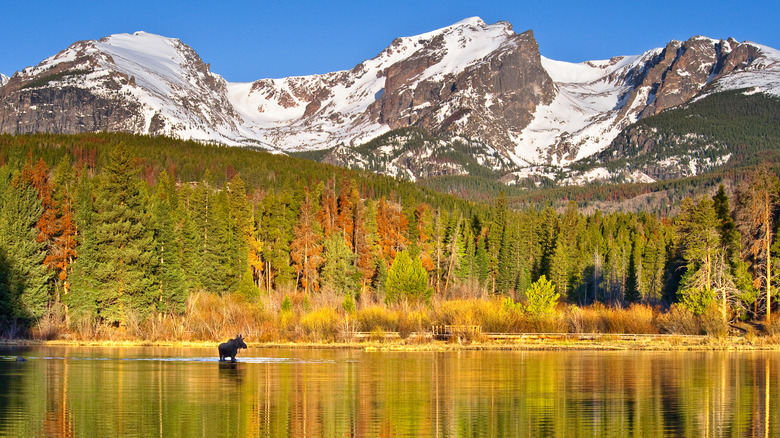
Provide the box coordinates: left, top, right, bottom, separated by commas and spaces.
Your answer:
3, 355, 334, 364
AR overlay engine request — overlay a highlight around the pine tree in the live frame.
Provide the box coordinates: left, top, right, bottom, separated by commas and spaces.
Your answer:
49, 157, 78, 300
524, 275, 559, 316
186, 179, 231, 293
65, 168, 99, 320
677, 197, 733, 316
352, 193, 375, 295
385, 250, 430, 303
290, 187, 324, 294
548, 239, 570, 299
624, 239, 641, 303
317, 178, 338, 239
641, 228, 666, 304
537, 206, 559, 279
735, 168, 779, 322
474, 233, 490, 290
321, 231, 358, 297
226, 175, 252, 291
496, 221, 521, 295
713, 185, 755, 317
454, 222, 475, 284
376, 196, 408, 262
334, 178, 354, 249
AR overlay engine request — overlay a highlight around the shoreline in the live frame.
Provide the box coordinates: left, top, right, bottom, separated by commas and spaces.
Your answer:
2, 335, 779, 351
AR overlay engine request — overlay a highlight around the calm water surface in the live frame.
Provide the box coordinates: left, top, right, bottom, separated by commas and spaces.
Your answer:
0, 346, 777, 437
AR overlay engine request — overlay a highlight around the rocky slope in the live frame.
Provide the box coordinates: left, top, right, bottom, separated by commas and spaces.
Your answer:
1, 18, 779, 183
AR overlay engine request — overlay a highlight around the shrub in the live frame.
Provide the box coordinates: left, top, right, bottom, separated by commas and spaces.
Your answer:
678, 287, 715, 316
355, 305, 399, 332
700, 305, 729, 337
32, 303, 67, 340
478, 299, 521, 333
300, 308, 341, 341
567, 304, 607, 333
432, 299, 480, 326
658, 305, 701, 335
767, 318, 780, 338
399, 310, 431, 338
608, 304, 658, 334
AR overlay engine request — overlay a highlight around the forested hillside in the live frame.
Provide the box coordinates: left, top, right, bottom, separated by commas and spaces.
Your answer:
0, 133, 778, 340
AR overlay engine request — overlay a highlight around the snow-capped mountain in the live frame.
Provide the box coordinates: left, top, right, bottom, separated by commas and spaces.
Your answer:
1, 18, 778, 179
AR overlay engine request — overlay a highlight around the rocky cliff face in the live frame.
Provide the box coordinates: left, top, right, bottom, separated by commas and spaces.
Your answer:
626, 37, 766, 118
0, 19, 778, 179
0, 32, 242, 141
362, 28, 555, 157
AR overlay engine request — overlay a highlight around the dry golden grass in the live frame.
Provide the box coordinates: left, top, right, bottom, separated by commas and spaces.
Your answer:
18, 290, 780, 348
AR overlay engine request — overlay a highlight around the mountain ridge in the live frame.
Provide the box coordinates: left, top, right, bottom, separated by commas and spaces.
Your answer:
1, 18, 778, 182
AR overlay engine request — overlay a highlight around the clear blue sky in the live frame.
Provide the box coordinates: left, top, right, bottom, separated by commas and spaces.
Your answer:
1, 0, 778, 82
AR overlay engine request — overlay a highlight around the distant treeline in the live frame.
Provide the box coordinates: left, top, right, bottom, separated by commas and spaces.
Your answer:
0, 133, 778, 337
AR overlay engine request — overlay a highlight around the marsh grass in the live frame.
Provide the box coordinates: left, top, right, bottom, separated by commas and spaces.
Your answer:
12, 290, 780, 345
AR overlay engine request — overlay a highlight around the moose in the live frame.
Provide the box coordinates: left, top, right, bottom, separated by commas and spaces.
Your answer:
218, 334, 247, 362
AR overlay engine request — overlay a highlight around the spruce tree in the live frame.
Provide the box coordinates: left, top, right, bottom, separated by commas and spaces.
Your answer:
487, 191, 506, 293
321, 231, 358, 297
0, 180, 51, 321
259, 189, 296, 290
82, 144, 156, 324
150, 172, 188, 314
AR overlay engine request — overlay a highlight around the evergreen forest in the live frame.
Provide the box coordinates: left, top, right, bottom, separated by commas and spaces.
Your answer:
1, 132, 779, 341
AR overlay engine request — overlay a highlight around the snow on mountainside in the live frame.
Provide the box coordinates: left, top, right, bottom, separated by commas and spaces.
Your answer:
0, 74, 8, 87
0, 32, 246, 144
227, 17, 525, 152
1, 18, 779, 182
701, 42, 780, 97
519, 54, 654, 165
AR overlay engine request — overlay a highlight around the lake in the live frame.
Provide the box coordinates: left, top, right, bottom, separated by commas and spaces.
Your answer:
0, 346, 777, 437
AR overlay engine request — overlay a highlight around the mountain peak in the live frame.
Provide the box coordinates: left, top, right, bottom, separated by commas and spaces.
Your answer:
451, 16, 487, 28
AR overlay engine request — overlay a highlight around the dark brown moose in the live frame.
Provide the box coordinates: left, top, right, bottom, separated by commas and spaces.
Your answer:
218, 334, 247, 362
